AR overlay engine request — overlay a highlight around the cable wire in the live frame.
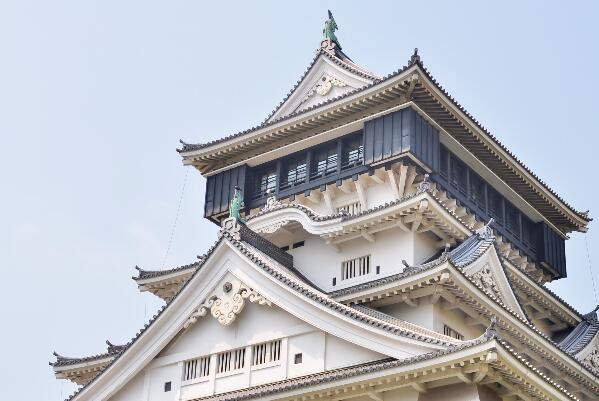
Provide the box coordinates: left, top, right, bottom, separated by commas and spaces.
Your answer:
161, 169, 189, 268
584, 233, 598, 304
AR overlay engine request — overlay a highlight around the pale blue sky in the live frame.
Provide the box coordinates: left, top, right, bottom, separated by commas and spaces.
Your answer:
1, 1, 598, 400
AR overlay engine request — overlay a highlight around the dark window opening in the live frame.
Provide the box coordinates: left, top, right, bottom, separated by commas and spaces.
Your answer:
292, 241, 305, 249
487, 187, 504, 225
449, 156, 467, 195
294, 353, 303, 364
341, 134, 364, 170
280, 155, 307, 190
164, 382, 172, 392
440, 145, 449, 178
310, 143, 338, 179
332, 277, 337, 286
521, 216, 535, 250
469, 172, 486, 211
376, 265, 380, 274
280, 245, 289, 251
505, 202, 520, 237
251, 165, 277, 200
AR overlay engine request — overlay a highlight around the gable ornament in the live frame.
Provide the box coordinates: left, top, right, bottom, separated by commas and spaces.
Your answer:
183, 278, 271, 329
471, 265, 502, 300
585, 349, 599, 369
303, 75, 348, 102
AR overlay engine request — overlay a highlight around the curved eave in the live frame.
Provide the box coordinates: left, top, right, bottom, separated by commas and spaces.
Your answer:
179, 60, 588, 233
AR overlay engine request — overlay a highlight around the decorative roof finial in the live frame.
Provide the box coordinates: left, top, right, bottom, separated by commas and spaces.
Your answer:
323, 10, 342, 50
229, 186, 245, 223
584, 305, 599, 322
409, 48, 421, 66
484, 316, 500, 339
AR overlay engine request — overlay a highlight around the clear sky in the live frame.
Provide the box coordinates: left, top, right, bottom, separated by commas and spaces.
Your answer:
1, 1, 598, 399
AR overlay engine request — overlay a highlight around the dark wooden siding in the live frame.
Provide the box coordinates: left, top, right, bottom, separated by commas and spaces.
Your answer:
204, 165, 247, 220
537, 223, 567, 277
364, 107, 439, 171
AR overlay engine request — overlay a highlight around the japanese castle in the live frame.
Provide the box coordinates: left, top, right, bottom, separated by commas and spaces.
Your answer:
51, 11, 599, 401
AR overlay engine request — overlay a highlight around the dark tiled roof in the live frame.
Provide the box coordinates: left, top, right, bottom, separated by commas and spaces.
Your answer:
329, 222, 493, 298
559, 307, 599, 355
187, 326, 580, 401
263, 42, 380, 123
178, 51, 589, 228
60, 225, 454, 401
189, 334, 493, 401
132, 260, 201, 281
50, 341, 126, 368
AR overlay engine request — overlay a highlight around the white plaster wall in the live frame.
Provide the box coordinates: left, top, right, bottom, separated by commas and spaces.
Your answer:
161, 303, 304, 358
432, 304, 484, 340
147, 364, 180, 401
381, 300, 435, 331
417, 383, 480, 401
324, 334, 384, 370
383, 387, 420, 401
290, 228, 419, 292
108, 371, 145, 401
287, 331, 325, 378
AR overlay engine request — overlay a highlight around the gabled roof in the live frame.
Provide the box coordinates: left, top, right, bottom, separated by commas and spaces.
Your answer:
178, 45, 590, 233
559, 307, 599, 355
264, 39, 379, 122
186, 331, 580, 401
61, 221, 459, 401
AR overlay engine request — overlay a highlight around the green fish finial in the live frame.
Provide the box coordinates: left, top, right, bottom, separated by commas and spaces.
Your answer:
229, 186, 245, 223
323, 10, 341, 50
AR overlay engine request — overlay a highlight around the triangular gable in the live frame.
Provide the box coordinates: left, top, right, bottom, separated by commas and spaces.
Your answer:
266, 42, 378, 122
71, 233, 451, 401
461, 245, 527, 320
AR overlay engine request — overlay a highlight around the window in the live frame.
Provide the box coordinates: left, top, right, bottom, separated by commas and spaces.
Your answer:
341, 255, 371, 280
164, 382, 172, 392
252, 165, 277, 200
505, 202, 520, 236
217, 348, 246, 374
449, 156, 467, 195
251, 340, 282, 366
341, 134, 364, 170
294, 353, 303, 364
469, 172, 486, 210
487, 187, 503, 225
311, 143, 338, 179
443, 325, 464, 341
292, 241, 305, 249
336, 201, 361, 215
440, 145, 449, 178
280, 245, 289, 251
183, 356, 210, 381
281, 155, 307, 190
521, 216, 535, 250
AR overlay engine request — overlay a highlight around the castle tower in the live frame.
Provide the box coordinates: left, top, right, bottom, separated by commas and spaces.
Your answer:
52, 11, 598, 401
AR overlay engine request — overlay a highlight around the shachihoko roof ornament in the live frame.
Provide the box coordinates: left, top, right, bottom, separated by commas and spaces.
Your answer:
229, 186, 245, 223
323, 10, 341, 50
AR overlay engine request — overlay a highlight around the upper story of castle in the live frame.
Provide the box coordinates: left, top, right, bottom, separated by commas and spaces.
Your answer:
177, 13, 590, 282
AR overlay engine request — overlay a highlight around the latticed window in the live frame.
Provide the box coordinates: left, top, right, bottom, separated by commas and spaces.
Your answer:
217, 348, 246, 374
251, 339, 282, 366
341, 134, 364, 170
487, 187, 503, 225
336, 201, 361, 215
183, 356, 210, 381
311, 143, 338, 179
252, 166, 277, 200
469, 172, 486, 210
341, 255, 371, 280
505, 202, 520, 236
281, 155, 307, 190
443, 325, 464, 340
449, 156, 467, 195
